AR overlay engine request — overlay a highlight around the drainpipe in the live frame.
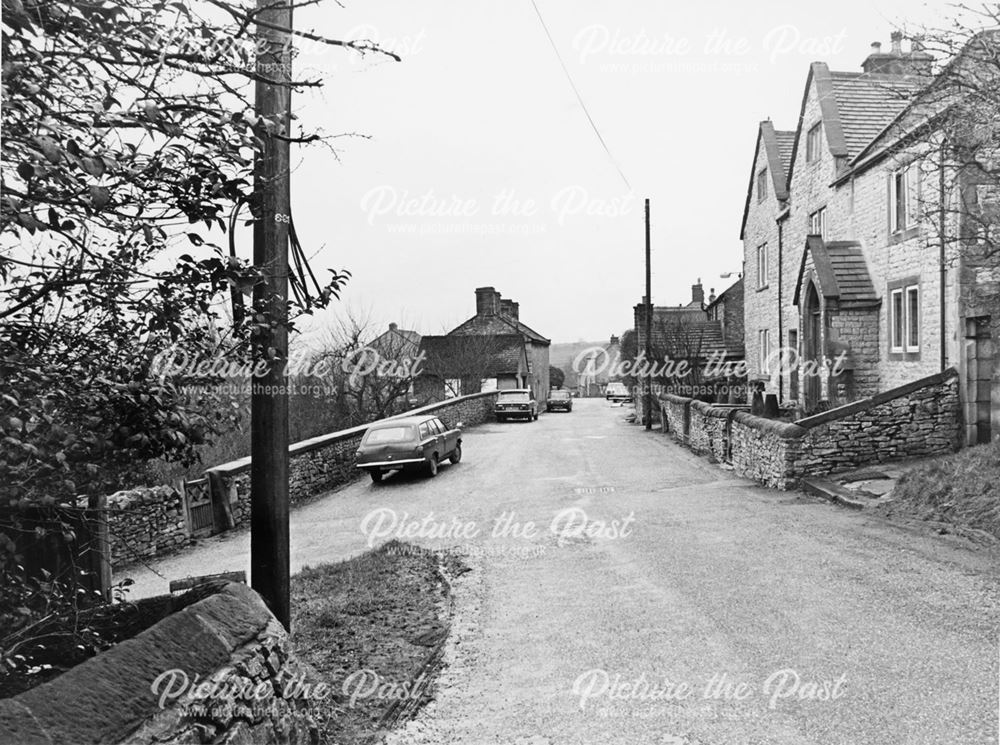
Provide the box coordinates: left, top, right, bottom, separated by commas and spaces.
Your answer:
777, 217, 784, 402
939, 141, 947, 372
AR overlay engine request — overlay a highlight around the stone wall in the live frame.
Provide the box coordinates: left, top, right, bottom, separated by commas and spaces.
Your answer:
792, 368, 962, 476
216, 391, 499, 529
729, 413, 803, 489
104, 486, 191, 568
659, 368, 961, 489
105, 391, 500, 569
0, 583, 322, 744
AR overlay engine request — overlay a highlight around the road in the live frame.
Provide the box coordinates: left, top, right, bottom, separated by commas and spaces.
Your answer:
120, 398, 1000, 744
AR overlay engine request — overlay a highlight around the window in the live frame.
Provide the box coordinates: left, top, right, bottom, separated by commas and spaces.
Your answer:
809, 207, 827, 240
788, 330, 799, 400
806, 122, 822, 162
890, 289, 904, 352
906, 286, 920, 352
758, 329, 771, 375
889, 282, 920, 354
418, 422, 432, 440
757, 168, 768, 202
756, 243, 768, 289
889, 161, 920, 234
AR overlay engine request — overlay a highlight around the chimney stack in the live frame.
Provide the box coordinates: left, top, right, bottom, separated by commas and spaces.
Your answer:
499, 298, 520, 322
475, 286, 501, 316
610, 335, 619, 346
691, 278, 704, 306
862, 32, 933, 76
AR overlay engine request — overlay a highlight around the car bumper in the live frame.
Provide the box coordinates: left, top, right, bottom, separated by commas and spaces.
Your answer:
357, 458, 425, 469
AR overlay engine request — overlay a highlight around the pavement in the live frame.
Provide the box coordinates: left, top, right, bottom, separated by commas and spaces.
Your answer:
119, 398, 1000, 744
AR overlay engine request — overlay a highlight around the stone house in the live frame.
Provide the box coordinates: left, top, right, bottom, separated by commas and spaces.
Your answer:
634, 279, 745, 398
416, 287, 550, 403
740, 31, 1000, 443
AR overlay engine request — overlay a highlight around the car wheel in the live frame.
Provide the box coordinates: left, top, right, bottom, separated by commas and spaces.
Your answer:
426, 456, 439, 477
369, 470, 383, 483
449, 444, 462, 464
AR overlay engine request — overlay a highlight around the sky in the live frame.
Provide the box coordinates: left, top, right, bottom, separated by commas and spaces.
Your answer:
279, 0, 955, 344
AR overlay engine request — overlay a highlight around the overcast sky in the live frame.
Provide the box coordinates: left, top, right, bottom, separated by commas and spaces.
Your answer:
285, 0, 953, 344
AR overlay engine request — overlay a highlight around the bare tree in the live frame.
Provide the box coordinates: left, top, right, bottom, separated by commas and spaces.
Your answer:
417, 334, 520, 400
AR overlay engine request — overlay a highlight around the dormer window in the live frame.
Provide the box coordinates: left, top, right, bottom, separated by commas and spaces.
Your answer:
757, 168, 768, 202
806, 122, 822, 163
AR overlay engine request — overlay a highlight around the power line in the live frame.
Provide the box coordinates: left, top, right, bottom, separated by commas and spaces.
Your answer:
529, 0, 632, 192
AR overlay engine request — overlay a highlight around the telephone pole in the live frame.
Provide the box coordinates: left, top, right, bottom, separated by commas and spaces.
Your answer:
250, 0, 293, 630
644, 198, 652, 431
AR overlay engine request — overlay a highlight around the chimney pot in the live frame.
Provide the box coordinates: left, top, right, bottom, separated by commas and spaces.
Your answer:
890, 31, 902, 54
389, 322, 398, 331
871, 41, 882, 53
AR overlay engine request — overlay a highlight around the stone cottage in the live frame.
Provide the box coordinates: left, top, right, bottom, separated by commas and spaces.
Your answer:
416, 287, 550, 403
740, 31, 1000, 444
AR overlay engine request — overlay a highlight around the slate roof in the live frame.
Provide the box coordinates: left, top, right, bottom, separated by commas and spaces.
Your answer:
793, 237, 879, 306
647, 314, 744, 361
449, 313, 550, 345
739, 121, 794, 239
828, 71, 921, 157
418, 334, 528, 377
774, 130, 796, 174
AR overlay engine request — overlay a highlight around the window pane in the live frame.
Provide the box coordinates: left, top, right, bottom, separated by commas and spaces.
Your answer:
907, 287, 919, 349
895, 172, 906, 230
891, 291, 903, 349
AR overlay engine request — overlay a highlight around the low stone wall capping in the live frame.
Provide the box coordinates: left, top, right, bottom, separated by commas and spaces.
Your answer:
107, 391, 499, 568
0, 583, 321, 744
660, 368, 962, 489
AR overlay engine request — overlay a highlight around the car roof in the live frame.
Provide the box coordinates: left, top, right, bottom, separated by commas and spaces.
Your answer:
366, 415, 437, 429
498, 388, 531, 393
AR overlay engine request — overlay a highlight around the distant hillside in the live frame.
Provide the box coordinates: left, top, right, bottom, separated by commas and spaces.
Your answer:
549, 341, 608, 371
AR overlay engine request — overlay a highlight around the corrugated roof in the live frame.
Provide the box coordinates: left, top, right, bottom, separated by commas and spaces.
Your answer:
828, 72, 921, 157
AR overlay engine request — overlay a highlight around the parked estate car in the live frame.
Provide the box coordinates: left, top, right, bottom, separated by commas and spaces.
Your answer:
546, 389, 573, 412
605, 382, 632, 402
494, 388, 538, 422
355, 415, 462, 482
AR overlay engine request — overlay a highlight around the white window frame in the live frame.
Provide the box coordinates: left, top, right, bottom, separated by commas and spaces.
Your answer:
890, 161, 920, 234
809, 207, 827, 240
758, 329, 771, 375
806, 122, 822, 163
905, 285, 920, 353
756, 243, 768, 289
889, 289, 904, 352
889, 283, 920, 354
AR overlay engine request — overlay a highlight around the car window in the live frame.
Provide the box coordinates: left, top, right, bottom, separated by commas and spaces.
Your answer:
363, 426, 415, 444
431, 418, 446, 433
551, 391, 570, 399
498, 392, 530, 402
418, 422, 432, 439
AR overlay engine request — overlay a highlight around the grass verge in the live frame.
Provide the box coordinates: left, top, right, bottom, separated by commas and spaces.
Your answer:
874, 441, 1000, 542
291, 540, 467, 744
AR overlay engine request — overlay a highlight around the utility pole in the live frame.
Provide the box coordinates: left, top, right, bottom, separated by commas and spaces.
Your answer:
250, 0, 293, 630
644, 198, 652, 431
